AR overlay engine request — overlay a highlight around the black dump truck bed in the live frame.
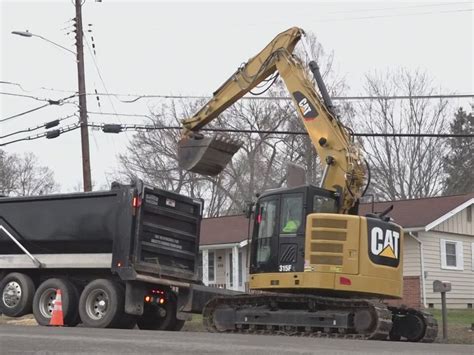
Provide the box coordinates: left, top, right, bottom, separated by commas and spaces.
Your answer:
0, 180, 203, 284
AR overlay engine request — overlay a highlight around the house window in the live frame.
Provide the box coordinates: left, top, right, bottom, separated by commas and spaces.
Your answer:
440, 239, 464, 270
467, 205, 472, 223
208, 251, 215, 282
472, 243, 474, 271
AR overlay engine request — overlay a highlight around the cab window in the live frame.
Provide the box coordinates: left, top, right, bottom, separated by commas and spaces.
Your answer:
280, 194, 303, 235
256, 199, 278, 263
313, 195, 337, 213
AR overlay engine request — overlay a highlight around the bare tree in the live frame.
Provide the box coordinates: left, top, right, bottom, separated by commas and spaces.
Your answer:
357, 69, 449, 200
0, 150, 17, 195
117, 99, 209, 199
209, 96, 296, 214
14, 153, 58, 196
0, 150, 58, 196
116, 32, 348, 216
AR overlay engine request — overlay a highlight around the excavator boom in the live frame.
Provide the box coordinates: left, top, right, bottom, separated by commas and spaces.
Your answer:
179, 27, 365, 212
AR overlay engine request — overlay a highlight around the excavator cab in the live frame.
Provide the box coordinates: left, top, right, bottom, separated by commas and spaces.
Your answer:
250, 185, 339, 275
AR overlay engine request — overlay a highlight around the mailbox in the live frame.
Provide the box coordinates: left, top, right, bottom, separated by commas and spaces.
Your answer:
433, 280, 452, 293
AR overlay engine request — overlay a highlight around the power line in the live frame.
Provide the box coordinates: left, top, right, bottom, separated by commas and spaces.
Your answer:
0, 114, 77, 139
328, 2, 473, 15
87, 122, 474, 138
0, 123, 80, 147
320, 8, 474, 23
3, 121, 470, 148
0, 103, 50, 123
2, 83, 472, 103
88, 110, 151, 118
0, 94, 77, 123
0, 91, 56, 102
84, 92, 474, 102
83, 29, 122, 123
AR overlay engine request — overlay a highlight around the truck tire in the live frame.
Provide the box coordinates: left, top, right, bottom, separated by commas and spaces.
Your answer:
0, 272, 35, 317
32, 278, 80, 326
78, 279, 125, 328
137, 292, 182, 331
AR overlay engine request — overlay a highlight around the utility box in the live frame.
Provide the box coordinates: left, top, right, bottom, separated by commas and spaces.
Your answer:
433, 280, 452, 293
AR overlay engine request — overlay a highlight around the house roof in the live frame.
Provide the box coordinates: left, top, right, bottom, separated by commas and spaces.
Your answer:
200, 214, 253, 246
359, 193, 474, 229
200, 193, 474, 245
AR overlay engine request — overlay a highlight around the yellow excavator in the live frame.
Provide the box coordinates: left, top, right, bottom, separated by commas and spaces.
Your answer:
178, 27, 437, 342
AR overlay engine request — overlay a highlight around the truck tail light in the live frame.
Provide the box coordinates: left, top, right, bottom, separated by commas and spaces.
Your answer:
132, 197, 142, 208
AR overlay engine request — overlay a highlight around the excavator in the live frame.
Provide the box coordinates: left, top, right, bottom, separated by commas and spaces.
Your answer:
177, 27, 437, 342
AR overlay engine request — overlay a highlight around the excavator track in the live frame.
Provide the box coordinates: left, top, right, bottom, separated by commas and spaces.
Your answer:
203, 294, 437, 342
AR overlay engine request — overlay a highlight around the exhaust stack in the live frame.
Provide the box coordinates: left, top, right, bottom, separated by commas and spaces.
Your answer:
177, 134, 242, 176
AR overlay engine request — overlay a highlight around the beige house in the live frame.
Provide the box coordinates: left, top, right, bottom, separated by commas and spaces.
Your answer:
199, 193, 474, 309
362, 193, 474, 309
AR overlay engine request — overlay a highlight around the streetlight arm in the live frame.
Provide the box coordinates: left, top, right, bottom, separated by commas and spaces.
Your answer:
11, 30, 33, 37
12, 30, 76, 56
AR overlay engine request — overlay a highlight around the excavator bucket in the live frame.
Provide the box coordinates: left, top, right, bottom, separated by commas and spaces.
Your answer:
177, 134, 243, 176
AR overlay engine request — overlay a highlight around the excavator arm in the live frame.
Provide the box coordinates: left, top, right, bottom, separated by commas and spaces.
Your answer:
178, 27, 366, 212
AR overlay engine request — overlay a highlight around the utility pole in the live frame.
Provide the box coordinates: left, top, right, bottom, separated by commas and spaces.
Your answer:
75, 0, 92, 192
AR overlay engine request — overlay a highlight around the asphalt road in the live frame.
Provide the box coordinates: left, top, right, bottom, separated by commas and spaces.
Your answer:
0, 325, 472, 355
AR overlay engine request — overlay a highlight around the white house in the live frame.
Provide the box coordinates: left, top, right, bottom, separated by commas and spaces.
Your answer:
199, 193, 474, 308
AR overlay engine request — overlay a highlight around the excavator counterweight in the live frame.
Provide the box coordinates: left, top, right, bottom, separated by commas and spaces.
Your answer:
178, 134, 242, 175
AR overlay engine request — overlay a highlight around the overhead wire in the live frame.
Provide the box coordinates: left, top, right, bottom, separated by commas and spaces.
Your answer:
0, 94, 77, 123
1, 81, 472, 102
319, 8, 474, 23
86, 122, 474, 138
2, 120, 470, 148
0, 114, 77, 139
0, 123, 81, 147
59, 92, 474, 102
83, 30, 121, 122
328, 1, 473, 15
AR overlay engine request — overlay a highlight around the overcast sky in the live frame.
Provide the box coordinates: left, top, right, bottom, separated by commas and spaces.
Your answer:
1, 0, 473, 192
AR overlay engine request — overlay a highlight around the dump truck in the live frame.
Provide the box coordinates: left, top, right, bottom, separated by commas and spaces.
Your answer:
0, 179, 232, 329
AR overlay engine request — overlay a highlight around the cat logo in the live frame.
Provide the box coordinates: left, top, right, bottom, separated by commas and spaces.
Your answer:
367, 220, 401, 268
298, 98, 312, 116
292, 91, 318, 120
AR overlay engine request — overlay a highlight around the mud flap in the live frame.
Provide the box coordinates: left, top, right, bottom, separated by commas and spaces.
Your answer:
178, 134, 242, 176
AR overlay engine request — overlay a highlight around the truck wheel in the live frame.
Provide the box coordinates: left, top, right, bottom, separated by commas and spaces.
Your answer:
137, 292, 181, 331
79, 279, 125, 328
32, 278, 80, 326
0, 272, 35, 317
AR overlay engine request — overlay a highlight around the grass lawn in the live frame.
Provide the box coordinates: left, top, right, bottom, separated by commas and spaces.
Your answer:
182, 314, 204, 332
429, 309, 473, 344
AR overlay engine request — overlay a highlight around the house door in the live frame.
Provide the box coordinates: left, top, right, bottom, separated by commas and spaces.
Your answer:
226, 250, 244, 291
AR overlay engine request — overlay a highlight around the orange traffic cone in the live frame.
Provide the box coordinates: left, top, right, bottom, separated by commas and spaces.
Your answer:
49, 289, 64, 326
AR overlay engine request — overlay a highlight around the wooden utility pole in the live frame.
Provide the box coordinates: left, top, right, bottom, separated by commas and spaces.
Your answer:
75, 0, 92, 192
